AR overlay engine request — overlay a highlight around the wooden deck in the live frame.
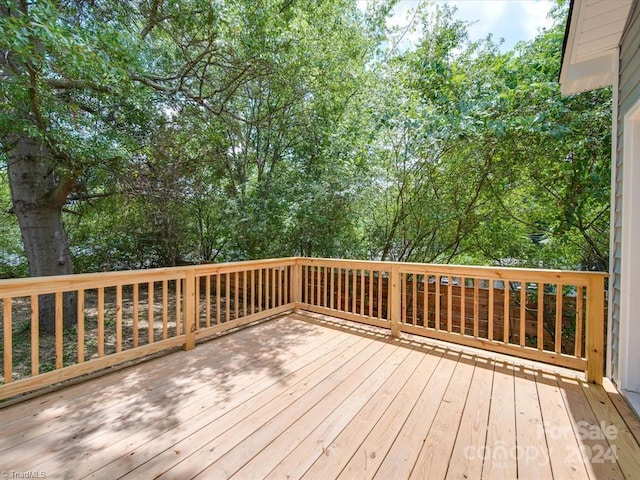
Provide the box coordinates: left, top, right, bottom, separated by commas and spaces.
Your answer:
1, 312, 639, 480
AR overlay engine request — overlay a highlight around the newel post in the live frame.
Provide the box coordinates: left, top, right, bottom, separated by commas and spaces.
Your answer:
585, 274, 606, 384
291, 259, 302, 312
390, 264, 401, 338
184, 269, 196, 351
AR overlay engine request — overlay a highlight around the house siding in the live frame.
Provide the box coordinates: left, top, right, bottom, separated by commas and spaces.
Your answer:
613, 2, 640, 383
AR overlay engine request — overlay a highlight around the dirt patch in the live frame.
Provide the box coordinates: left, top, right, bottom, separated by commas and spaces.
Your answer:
0, 287, 193, 383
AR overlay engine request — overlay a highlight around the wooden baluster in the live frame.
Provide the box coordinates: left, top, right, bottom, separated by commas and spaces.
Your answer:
390, 265, 400, 337
176, 278, 182, 335
473, 279, 479, 337
162, 280, 168, 339
226, 272, 231, 322
284, 266, 289, 305
519, 284, 526, 347
216, 274, 221, 323
503, 281, 510, 344
423, 275, 429, 328
447, 278, 453, 333
368, 270, 374, 317
378, 272, 383, 319
313, 267, 318, 307
258, 269, 263, 313
234, 271, 239, 319
555, 284, 563, 354
132, 284, 139, 347
31, 295, 39, 374
243, 270, 248, 316
251, 269, 256, 314
3, 298, 12, 383
537, 283, 544, 350
98, 287, 106, 353
55, 292, 63, 368
194, 276, 200, 331
360, 268, 365, 315
147, 283, 154, 344
323, 267, 327, 308
488, 281, 494, 341
351, 268, 357, 313
575, 286, 584, 357
412, 273, 417, 326
206, 276, 211, 327
337, 267, 342, 311
271, 267, 276, 308
329, 267, 335, 310
461, 278, 466, 335
435, 276, 441, 330
116, 285, 122, 352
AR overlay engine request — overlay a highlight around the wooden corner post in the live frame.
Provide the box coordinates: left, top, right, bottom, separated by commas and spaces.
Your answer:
184, 269, 196, 351
292, 259, 302, 312
585, 275, 606, 384
390, 264, 401, 338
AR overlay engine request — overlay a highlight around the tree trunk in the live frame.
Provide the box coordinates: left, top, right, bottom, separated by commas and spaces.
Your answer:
6, 135, 77, 333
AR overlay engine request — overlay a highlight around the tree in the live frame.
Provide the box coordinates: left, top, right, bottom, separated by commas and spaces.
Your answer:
0, 0, 272, 329
349, 1, 610, 270
0, 0, 611, 318
467, 8, 611, 270
1, 0, 385, 275
354, 5, 495, 263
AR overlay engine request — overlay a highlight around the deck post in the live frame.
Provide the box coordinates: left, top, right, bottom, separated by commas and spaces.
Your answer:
184, 269, 196, 351
390, 264, 401, 338
292, 259, 302, 312
585, 275, 605, 384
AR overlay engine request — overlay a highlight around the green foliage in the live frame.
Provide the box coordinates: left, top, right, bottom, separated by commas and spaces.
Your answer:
0, 0, 611, 276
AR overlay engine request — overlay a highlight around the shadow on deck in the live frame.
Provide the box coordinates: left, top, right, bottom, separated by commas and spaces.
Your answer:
0, 312, 638, 480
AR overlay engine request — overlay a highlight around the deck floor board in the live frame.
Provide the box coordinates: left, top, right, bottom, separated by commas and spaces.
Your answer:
0, 312, 638, 480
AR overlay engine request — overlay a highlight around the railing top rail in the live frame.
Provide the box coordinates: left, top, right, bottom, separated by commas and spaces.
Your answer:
191, 257, 298, 275
0, 267, 189, 298
297, 257, 608, 285
0, 257, 297, 298
0, 256, 607, 299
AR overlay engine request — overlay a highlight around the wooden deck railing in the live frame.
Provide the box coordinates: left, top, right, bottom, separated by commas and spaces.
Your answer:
0, 258, 295, 400
296, 258, 607, 384
0, 257, 606, 400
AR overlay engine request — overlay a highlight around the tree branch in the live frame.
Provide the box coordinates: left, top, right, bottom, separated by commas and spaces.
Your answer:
45, 78, 114, 94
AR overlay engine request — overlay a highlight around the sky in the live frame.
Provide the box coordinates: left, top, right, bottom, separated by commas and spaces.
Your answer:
359, 0, 556, 52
